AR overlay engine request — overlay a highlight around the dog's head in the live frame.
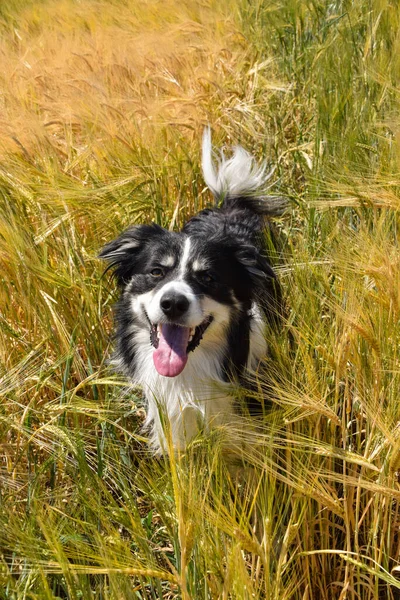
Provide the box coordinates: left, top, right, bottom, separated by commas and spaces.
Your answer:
99, 219, 275, 378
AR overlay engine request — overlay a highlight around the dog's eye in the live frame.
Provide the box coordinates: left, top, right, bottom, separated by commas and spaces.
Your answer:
150, 267, 164, 278
198, 271, 214, 284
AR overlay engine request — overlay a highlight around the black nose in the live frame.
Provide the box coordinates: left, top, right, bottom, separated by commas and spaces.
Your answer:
160, 292, 190, 319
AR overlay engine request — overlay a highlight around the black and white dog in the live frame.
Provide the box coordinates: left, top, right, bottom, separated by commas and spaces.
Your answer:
100, 129, 283, 453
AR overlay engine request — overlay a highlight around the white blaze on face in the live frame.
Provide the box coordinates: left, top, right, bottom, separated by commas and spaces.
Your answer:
179, 236, 192, 279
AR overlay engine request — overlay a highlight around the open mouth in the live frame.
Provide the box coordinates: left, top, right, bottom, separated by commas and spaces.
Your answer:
147, 316, 214, 378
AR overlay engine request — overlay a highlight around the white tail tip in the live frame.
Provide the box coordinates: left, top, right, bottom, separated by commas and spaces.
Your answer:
202, 127, 274, 200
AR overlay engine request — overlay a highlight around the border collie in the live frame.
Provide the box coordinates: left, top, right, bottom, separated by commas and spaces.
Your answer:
100, 129, 283, 453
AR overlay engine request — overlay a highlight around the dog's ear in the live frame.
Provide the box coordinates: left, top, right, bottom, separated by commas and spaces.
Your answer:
99, 223, 165, 285
236, 244, 282, 326
235, 245, 276, 282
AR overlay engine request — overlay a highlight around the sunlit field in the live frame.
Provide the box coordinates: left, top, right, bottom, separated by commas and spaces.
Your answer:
1, 0, 399, 598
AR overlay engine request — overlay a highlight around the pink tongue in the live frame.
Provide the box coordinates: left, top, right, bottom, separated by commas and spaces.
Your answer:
153, 324, 191, 377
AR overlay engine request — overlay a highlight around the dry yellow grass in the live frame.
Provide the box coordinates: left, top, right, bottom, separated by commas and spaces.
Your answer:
0, 0, 283, 162
0, 1, 399, 598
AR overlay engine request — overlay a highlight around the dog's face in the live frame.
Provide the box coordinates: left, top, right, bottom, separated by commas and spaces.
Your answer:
100, 222, 267, 378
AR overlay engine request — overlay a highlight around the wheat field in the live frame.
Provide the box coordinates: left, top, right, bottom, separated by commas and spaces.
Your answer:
0, 0, 399, 598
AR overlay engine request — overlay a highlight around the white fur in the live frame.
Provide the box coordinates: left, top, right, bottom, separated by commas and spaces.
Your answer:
247, 303, 267, 369
202, 127, 274, 200
193, 258, 210, 272
127, 297, 265, 453
179, 236, 191, 278
159, 255, 175, 267
133, 318, 235, 453
127, 280, 241, 452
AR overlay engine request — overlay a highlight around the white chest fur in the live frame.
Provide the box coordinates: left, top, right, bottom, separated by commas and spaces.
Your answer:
133, 327, 233, 452
132, 305, 266, 454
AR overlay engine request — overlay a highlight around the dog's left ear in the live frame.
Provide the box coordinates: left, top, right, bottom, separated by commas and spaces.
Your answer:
236, 244, 282, 326
235, 245, 276, 282
99, 223, 165, 285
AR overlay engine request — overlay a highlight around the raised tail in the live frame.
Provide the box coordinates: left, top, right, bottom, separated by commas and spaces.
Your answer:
201, 127, 287, 217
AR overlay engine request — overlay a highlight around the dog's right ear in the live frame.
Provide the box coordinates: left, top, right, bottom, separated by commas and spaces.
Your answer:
99, 223, 165, 285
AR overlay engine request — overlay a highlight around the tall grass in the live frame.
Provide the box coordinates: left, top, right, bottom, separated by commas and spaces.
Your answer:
0, 0, 399, 598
